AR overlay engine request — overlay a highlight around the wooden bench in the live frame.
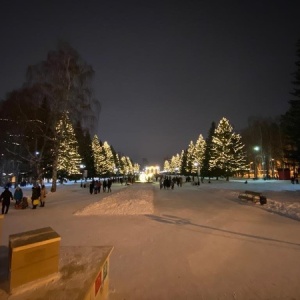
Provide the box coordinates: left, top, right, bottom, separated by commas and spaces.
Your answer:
238, 190, 267, 205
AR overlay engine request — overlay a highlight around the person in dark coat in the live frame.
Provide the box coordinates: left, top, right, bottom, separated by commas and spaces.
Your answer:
1, 187, 13, 214
89, 181, 94, 195
14, 186, 23, 205
103, 180, 107, 192
31, 184, 41, 209
107, 179, 112, 192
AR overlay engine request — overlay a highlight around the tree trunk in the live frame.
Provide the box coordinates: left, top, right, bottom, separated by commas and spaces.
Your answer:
51, 157, 58, 192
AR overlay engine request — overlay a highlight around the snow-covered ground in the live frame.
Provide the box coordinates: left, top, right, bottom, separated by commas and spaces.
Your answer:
1, 178, 300, 299
193, 178, 300, 221
73, 178, 300, 221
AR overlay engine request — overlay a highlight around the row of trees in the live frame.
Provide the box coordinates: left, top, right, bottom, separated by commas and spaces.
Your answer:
0, 42, 138, 192
164, 117, 246, 180
56, 112, 139, 181
164, 39, 300, 179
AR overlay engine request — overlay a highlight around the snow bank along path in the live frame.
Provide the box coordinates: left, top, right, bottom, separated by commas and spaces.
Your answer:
74, 179, 300, 222
74, 184, 154, 216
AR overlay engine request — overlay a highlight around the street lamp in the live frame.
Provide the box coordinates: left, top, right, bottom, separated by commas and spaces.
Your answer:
253, 146, 260, 179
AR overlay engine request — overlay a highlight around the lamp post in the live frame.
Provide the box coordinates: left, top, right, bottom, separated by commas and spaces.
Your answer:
253, 146, 260, 179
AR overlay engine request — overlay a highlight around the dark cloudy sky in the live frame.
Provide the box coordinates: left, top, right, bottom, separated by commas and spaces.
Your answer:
1, 1, 300, 166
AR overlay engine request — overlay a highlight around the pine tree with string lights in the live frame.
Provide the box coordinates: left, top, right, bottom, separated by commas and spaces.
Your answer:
185, 140, 195, 174
210, 117, 246, 180
102, 141, 115, 175
180, 150, 187, 175
164, 160, 170, 173
120, 156, 133, 175
170, 153, 181, 173
91, 134, 105, 176
192, 134, 206, 173
56, 112, 82, 177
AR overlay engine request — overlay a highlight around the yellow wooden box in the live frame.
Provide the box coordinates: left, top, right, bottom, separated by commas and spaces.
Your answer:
9, 227, 61, 292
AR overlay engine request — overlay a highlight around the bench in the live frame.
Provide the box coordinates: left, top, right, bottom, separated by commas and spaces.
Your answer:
238, 190, 267, 205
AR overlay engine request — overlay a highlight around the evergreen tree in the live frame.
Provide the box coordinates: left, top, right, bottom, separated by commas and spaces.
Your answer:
192, 134, 206, 174
120, 156, 133, 175
74, 122, 95, 179
91, 135, 105, 176
202, 122, 216, 178
164, 160, 170, 173
102, 141, 115, 175
114, 153, 121, 174
281, 39, 300, 163
180, 150, 187, 175
170, 154, 181, 173
56, 112, 82, 177
210, 117, 246, 180
185, 141, 195, 174
133, 163, 140, 174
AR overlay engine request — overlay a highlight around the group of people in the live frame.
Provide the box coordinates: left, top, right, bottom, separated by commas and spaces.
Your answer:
159, 176, 183, 190
0, 183, 47, 214
88, 179, 113, 194
31, 183, 47, 209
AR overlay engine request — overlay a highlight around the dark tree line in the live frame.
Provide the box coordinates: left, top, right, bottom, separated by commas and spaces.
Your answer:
281, 39, 300, 167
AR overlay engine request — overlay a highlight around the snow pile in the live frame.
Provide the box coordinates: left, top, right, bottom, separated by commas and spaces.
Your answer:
223, 179, 300, 221
263, 198, 300, 221
74, 185, 154, 216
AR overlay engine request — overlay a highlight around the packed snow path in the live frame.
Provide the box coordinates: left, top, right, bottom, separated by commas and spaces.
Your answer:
1, 180, 300, 299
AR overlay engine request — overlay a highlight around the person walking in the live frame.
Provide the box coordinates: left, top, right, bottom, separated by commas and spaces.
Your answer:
14, 186, 23, 206
1, 187, 13, 214
31, 184, 41, 209
40, 185, 47, 207
89, 180, 94, 195
107, 179, 112, 192
103, 179, 107, 192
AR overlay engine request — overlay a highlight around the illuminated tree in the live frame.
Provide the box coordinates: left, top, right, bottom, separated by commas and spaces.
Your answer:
180, 150, 187, 175
56, 112, 82, 177
210, 117, 246, 180
192, 134, 206, 173
202, 122, 216, 178
170, 153, 181, 173
101, 141, 115, 175
185, 141, 195, 174
164, 160, 170, 173
133, 163, 140, 174
120, 156, 133, 175
91, 135, 105, 176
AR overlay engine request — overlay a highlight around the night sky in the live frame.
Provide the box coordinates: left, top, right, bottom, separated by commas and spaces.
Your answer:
1, 1, 300, 166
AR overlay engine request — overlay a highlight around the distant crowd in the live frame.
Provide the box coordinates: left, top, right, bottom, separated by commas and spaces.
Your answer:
159, 176, 183, 190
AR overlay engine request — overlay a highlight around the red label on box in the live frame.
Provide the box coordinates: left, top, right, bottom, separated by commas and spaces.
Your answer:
95, 271, 102, 296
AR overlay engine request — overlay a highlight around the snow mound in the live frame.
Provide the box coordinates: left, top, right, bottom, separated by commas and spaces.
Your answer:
74, 185, 154, 216
264, 199, 300, 221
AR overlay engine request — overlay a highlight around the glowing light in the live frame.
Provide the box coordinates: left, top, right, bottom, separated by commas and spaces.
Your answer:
139, 173, 147, 182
